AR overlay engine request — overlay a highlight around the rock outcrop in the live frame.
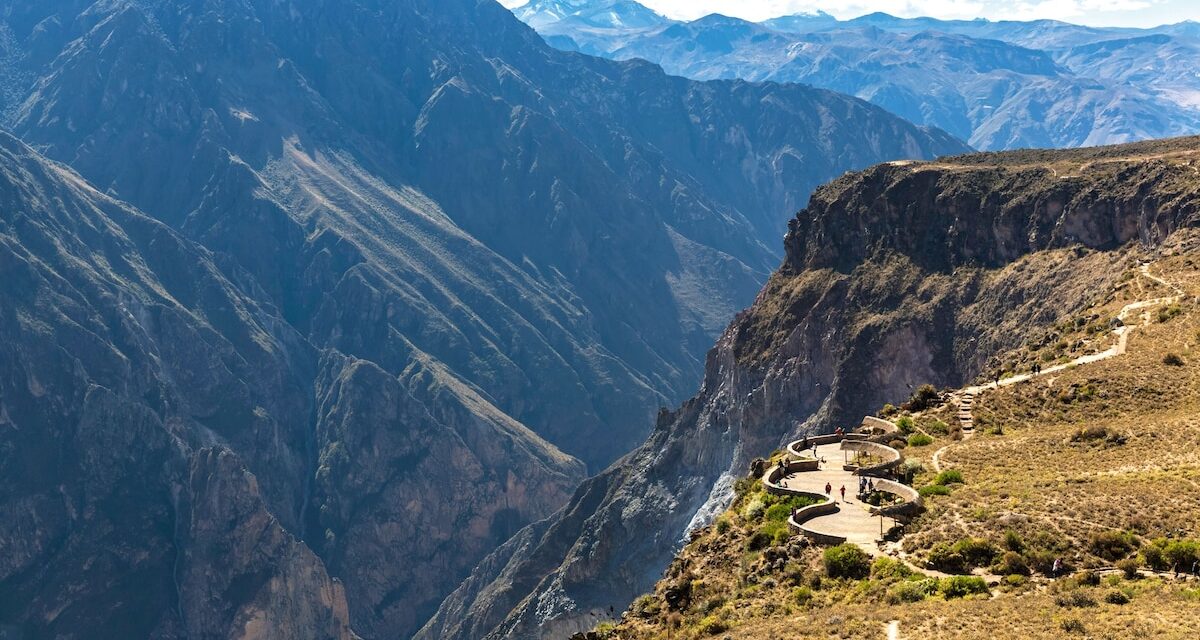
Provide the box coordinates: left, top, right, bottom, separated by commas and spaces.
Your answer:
423, 137, 1200, 639
0, 1, 966, 637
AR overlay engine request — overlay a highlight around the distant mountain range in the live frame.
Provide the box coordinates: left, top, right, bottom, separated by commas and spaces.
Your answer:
0, 0, 960, 638
512, 1, 1200, 150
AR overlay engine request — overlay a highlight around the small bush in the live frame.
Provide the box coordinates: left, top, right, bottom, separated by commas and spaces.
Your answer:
886, 580, 932, 604
764, 503, 792, 523
631, 594, 659, 618
791, 586, 813, 606
1073, 570, 1101, 587
1164, 353, 1185, 366
714, 517, 731, 535
824, 544, 871, 579
1089, 530, 1139, 561
927, 538, 997, 573
742, 496, 766, 521
1105, 589, 1131, 605
895, 416, 915, 434
880, 403, 899, 417
744, 530, 773, 552
870, 557, 913, 582
1003, 529, 1025, 552
1054, 590, 1097, 608
926, 420, 950, 436
907, 433, 934, 447
1157, 305, 1182, 323
1116, 557, 1140, 579
695, 615, 727, 636
934, 470, 964, 486
904, 384, 942, 412
1060, 618, 1086, 634
919, 484, 952, 498
938, 576, 989, 599
992, 551, 1030, 576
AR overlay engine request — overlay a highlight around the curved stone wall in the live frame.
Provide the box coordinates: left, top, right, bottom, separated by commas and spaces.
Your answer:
786, 433, 842, 460
787, 502, 844, 545
861, 416, 898, 434
763, 461, 823, 496
841, 440, 902, 475
868, 479, 924, 517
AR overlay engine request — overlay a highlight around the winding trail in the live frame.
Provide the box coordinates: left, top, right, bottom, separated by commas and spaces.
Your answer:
933, 263, 1184, 473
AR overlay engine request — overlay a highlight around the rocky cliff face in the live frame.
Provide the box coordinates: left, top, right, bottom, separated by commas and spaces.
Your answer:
0, 131, 353, 639
424, 137, 1200, 639
0, 1, 964, 638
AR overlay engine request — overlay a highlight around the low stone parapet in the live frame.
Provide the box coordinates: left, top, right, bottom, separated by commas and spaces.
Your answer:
841, 440, 902, 475
868, 479, 924, 517
862, 416, 898, 434
787, 502, 845, 545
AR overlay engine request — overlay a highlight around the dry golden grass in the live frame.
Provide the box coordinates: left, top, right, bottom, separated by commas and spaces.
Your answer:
597, 252, 1200, 640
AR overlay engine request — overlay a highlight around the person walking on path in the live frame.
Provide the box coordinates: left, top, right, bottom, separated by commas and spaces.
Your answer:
840, 485, 847, 502
825, 482, 832, 496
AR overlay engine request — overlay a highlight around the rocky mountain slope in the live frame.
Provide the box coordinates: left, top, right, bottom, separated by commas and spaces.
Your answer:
0, 131, 357, 639
423, 136, 1200, 638
516, 4, 1200, 150
0, 1, 963, 638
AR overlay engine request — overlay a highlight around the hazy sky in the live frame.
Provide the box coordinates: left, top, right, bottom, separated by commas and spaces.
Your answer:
502, 0, 1200, 28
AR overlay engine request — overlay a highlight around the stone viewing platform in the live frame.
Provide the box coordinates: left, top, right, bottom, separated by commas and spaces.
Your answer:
761, 418, 922, 552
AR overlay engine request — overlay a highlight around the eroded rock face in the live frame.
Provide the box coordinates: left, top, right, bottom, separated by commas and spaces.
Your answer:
424, 140, 1200, 639
0, 1, 964, 636
0, 131, 347, 639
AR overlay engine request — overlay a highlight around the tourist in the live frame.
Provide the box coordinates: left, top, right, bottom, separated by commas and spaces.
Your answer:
1052, 558, 1062, 578
825, 482, 832, 495
840, 485, 846, 502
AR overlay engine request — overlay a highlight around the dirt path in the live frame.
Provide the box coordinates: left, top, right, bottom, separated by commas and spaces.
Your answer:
933, 263, 1183, 474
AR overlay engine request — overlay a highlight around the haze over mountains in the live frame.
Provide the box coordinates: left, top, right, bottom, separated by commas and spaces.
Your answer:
0, 0, 961, 638
513, 1, 1200, 149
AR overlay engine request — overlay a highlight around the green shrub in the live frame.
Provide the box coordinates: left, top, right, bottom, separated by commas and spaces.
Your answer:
934, 470, 964, 486
1054, 590, 1097, 608
926, 420, 950, 436
764, 503, 792, 523
919, 484, 951, 498
895, 416, 915, 434
886, 580, 932, 604
696, 615, 727, 635
1116, 557, 1140, 579
1003, 529, 1025, 552
904, 384, 941, 412
992, 551, 1030, 576
1060, 618, 1086, 634
791, 586, 813, 606
742, 496, 766, 521
824, 544, 871, 579
714, 517, 731, 535
907, 433, 934, 447
744, 530, 772, 552
927, 538, 997, 573
631, 594, 659, 618
938, 576, 989, 599
1089, 530, 1139, 561
870, 557, 913, 582
1105, 589, 1131, 605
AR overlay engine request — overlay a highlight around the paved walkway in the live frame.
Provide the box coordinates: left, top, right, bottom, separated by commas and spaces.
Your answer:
777, 443, 893, 549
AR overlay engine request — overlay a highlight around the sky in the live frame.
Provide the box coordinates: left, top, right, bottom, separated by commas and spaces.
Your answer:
500, 0, 1200, 28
